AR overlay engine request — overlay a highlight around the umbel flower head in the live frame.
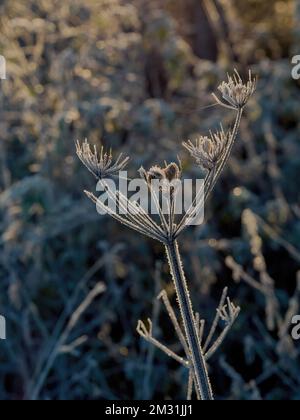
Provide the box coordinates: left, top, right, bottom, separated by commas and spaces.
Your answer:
212, 70, 257, 110
76, 139, 129, 179
183, 127, 231, 171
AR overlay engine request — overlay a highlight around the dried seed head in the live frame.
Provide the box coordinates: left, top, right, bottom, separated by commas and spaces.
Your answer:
140, 162, 181, 185
213, 70, 257, 110
183, 128, 231, 171
76, 139, 129, 179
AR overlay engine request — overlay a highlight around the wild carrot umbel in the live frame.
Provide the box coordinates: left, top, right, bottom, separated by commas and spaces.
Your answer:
76, 70, 256, 400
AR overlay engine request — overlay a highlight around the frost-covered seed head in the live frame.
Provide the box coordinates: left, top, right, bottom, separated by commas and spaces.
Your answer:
183, 128, 232, 171
76, 139, 129, 179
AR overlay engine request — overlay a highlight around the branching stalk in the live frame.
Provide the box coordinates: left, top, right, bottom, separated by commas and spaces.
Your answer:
165, 240, 213, 400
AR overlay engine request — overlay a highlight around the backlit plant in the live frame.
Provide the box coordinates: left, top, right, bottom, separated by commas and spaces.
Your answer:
76, 70, 256, 400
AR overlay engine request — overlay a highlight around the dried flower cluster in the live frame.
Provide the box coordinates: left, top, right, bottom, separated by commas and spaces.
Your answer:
183, 127, 231, 171
212, 69, 257, 110
76, 139, 129, 179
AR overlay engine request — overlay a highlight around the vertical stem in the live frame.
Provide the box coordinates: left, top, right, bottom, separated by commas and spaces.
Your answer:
165, 240, 213, 400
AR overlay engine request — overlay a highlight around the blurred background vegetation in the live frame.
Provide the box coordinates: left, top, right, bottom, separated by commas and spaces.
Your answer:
0, 0, 300, 400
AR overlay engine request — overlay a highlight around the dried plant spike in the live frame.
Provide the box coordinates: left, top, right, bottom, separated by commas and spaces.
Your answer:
183, 127, 232, 171
212, 69, 257, 110
76, 139, 129, 179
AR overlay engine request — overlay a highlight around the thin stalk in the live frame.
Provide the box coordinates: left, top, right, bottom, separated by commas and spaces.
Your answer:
205, 108, 243, 201
165, 240, 213, 400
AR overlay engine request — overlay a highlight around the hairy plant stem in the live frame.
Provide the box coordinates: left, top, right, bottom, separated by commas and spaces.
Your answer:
165, 240, 213, 400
